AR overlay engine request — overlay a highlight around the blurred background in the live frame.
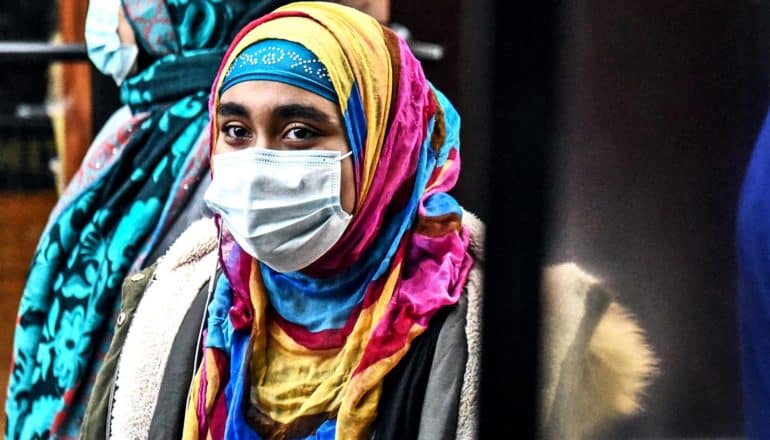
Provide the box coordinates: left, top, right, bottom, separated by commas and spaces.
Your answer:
545, 2, 766, 437
1, 0, 767, 437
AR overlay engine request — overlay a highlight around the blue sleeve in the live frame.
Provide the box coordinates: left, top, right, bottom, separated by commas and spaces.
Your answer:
737, 107, 770, 439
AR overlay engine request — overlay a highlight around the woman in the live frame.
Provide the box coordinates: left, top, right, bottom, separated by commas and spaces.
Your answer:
87, 2, 477, 438
83, 2, 657, 439
193, 2, 475, 437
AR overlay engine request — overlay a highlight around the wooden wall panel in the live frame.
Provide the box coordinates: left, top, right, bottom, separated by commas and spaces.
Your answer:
0, 190, 57, 435
58, 0, 91, 187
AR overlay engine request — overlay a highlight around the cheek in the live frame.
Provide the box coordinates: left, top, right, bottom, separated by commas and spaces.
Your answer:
340, 157, 357, 214
212, 137, 236, 156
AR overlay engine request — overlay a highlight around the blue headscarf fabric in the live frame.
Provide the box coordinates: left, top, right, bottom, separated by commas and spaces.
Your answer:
221, 39, 337, 102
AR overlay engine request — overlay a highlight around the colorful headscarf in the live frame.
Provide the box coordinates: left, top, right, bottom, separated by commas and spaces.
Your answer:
184, 2, 474, 439
5, 1, 301, 438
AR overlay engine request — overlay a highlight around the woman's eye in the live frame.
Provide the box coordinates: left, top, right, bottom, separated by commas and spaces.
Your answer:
223, 124, 250, 139
285, 126, 317, 140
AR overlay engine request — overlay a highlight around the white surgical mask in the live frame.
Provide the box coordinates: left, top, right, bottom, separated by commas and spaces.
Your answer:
204, 148, 353, 273
85, 0, 138, 86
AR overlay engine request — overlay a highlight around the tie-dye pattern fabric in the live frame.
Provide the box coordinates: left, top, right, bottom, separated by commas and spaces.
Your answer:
5, 1, 296, 438
184, 3, 474, 439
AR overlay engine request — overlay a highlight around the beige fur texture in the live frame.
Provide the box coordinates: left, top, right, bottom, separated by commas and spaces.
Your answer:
582, 302, 659, 432
540, 263, 658, 439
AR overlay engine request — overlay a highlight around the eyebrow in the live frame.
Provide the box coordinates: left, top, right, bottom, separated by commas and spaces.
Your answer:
217, 102, 249, 118
217, 101, 335, 125
274, 104, 333, 125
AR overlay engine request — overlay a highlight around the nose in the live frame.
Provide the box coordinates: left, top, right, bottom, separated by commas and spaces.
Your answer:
252, 136, 272, 150
249, 126, 282, 151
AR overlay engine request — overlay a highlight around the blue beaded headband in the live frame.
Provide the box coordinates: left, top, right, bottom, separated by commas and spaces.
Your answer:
220, 38, 337, 102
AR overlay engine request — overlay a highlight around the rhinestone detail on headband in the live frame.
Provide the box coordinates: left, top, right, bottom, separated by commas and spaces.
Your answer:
225, 44, 330, 82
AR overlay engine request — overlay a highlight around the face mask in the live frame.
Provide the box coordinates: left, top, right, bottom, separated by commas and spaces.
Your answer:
204, 148, 353, 273
85, 0, 138, 86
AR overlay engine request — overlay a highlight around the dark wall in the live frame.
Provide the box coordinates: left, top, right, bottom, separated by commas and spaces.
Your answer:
391, 0, 490, 219
396, 0, 770, 437
547, 0, 770, 437
0, 1, 57, 115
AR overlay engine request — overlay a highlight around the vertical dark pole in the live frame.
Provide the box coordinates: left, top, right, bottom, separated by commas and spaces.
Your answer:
480, 1, 560, 438
90, 65, 122, 137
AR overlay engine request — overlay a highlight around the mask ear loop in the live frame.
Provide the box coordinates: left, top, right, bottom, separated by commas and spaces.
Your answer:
337, 150, 353, 161
186, 222, 223, 409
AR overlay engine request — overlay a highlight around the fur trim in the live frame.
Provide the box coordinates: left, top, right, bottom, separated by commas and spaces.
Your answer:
582, 302, 658, 431
540, 262, 658, 439
155, 217, 218, 273
110, 217, 219, 439
455, 208, 484, 439
456, 208, 484, 439
462, 208, 485, 263
540, 262, 607, 434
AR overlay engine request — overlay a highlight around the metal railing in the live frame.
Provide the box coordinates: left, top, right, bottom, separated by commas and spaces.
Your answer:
0, 42, 90, 190
0, 42, 87, 62
0, 36, 444, 63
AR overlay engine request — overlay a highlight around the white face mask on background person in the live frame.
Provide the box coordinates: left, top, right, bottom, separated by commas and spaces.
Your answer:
85, 0, 138, 86
204, 147, 353, 273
